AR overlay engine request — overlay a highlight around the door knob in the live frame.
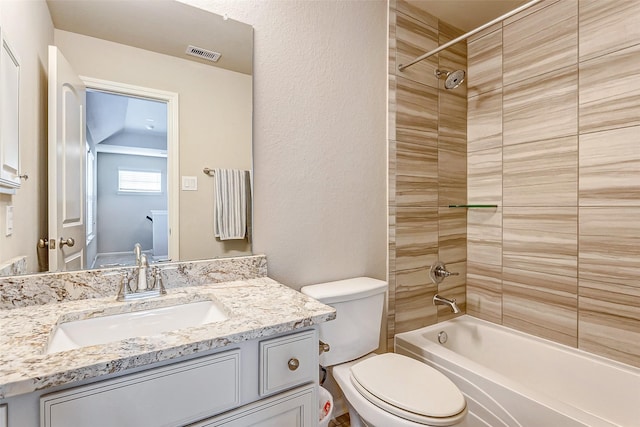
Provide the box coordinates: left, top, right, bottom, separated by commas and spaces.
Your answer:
59, 237, 75, 248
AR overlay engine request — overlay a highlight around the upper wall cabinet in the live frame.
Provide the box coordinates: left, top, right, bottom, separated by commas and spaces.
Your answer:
0, 30, 20, 193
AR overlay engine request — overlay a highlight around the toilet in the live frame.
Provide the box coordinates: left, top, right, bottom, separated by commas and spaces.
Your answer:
301, 277, 467, 427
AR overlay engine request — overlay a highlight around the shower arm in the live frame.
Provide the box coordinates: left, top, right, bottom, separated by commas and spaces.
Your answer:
398, 0, 543, 72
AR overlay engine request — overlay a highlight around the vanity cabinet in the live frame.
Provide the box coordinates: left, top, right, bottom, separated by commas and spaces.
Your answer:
8, 329, 321, 427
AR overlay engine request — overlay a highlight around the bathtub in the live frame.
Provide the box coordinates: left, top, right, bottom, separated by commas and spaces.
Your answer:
394, 315, 640, 427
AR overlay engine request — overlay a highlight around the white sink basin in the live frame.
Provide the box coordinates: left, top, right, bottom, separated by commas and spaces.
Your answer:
47, 300, 228, 354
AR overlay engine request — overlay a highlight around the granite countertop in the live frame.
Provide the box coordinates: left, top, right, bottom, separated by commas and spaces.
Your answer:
0, 277, 336, 399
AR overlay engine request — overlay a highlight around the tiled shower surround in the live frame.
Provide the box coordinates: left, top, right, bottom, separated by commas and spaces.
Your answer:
388, 0, 468, 349
466, 0, 640, 368
389, 0, 640, 368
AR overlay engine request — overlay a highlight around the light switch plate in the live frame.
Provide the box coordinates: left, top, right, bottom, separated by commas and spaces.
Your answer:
182, 176, 198, 191
6, 206, 13, 236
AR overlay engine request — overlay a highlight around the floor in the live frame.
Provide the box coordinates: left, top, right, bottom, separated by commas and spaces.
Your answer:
328, 413, 350, 427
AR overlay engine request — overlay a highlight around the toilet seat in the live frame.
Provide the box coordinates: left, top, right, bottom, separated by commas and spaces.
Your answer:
349, 353, 466, 426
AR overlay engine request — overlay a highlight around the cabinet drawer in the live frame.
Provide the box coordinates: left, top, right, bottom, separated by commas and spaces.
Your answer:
189, 384, 316, 426
41, 349, 241, 427
259, 330, 317, 396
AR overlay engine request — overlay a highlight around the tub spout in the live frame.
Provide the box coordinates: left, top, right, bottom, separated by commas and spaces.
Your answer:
433, 294, 461, 314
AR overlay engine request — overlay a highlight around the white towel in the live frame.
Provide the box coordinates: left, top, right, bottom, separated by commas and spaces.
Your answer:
213, 169, 247, 240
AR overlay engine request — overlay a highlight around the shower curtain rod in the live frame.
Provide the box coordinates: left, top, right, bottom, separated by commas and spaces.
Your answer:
398, 0, 542, 72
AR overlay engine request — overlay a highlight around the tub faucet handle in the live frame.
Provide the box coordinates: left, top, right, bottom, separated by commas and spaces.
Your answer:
430, 261, 459, 284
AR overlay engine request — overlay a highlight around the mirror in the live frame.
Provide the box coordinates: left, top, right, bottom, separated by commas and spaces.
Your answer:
0, 0, 253, 276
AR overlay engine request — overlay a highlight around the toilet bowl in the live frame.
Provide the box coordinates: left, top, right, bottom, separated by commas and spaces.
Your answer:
301, 278, 467, 427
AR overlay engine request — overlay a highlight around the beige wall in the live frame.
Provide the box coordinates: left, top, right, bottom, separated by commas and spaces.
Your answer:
467, 0, 640, 368
54, 29, 252, 261
186, 0, 389, 288
387, 0, 468, 348
0, 1, 53, 273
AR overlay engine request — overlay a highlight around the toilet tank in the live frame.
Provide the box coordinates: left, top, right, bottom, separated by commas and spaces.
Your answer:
301, 277, 387, 367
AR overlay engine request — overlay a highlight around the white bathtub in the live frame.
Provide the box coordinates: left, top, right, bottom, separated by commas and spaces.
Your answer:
395, 315, 640, 427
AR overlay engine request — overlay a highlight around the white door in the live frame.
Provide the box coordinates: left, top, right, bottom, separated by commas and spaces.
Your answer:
48, 46, 86, 272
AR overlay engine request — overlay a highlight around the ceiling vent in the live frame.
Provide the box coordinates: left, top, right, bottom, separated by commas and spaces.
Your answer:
185, 45, 221, 62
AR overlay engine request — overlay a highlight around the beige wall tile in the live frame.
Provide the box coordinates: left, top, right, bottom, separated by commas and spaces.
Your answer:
397, 76, 438, 137
579, 279, 640, 367
397, 175, 438, 208
396, 0, 438, 28
503, 0, 577, 86
579, 207, 640, 286
438, 207, 467, 263
438, 145, 467, 206
579, 0, 640, 62
579, 43, 640, 134
439, 113, 466, 146
396, 128, 436, 145
396, 139, 437, 176
389, 139, 397, 207
396, 12, 439, 87
503, 136, 578, 206
439, 89, 466, 119
388, 75, 397, 141
467, 23, 501, 43
468, 88, 502, 152
467, 261, 502, 323
467, 207, 502, 267
579, 126, 640, 206
503, 0, 562, 25
389, 5, 397, 75
396, 138, 437, 207
503, 267, 578, 346
503, 65, 577, 146
395, 267, 438, 333
389, 3, 469, 342
396, 206, 439, 271
468, 147, 502, 205
468, 28, 502, 97
503, 207, 578, 278
438, 22, 467, 93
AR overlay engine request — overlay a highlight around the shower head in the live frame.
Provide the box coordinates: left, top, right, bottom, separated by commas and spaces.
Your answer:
434, 69, 466, 90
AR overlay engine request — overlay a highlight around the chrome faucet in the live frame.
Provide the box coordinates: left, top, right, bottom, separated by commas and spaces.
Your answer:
433, 294, 461, 314
117, 251, 167, 301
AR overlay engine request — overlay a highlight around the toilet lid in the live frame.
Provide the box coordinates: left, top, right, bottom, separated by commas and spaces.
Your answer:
350, 353, 466, 425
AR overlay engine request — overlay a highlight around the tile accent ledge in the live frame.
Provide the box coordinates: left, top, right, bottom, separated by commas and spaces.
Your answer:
0, 255, 267, 310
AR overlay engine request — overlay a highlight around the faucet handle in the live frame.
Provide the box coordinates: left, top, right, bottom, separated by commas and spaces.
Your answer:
150, 266, 167, 295
429, 261, 459, 284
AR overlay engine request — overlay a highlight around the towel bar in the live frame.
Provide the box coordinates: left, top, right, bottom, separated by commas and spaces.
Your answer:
203, 167, 215, 176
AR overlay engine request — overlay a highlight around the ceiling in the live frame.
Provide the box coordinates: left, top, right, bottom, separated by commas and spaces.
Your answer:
410, 0, 528, 32
46, 0, 253, 75
86, 91, 167, 151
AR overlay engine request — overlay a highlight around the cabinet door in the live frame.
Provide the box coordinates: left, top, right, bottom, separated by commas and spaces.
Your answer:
0, 404, 6, 427
41, 350, 241, 427
191, 385, 316, 427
